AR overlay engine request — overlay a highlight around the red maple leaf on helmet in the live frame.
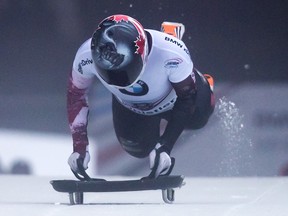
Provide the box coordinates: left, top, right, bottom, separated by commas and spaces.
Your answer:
108, 15, 129, 23
133, 19, 146, 59
135, 34, 145, 57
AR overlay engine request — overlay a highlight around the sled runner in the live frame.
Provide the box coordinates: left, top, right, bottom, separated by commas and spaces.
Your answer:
50, 166, 184, 204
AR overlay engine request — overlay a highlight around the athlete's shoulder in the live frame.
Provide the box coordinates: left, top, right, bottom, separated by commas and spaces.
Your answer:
146, 29, 191, 59
145, 29, 193, 83
72, 38, 94, 76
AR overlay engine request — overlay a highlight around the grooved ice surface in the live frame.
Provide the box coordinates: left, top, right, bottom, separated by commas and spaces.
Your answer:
1, 175, 288, 216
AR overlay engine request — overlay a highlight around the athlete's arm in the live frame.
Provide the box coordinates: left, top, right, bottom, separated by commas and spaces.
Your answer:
67, 70, 94, 156
159, 75, 197, 153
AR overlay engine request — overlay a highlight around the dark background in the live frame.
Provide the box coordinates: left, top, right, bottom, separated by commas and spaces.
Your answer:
0, 0, 287, 134
1, 0, 287, 96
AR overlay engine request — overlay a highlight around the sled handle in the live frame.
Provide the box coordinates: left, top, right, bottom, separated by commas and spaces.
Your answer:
71, 158, 106, 182
71, 158, 92, 181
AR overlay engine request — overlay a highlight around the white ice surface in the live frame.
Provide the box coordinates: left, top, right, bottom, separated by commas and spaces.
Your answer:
1, 175, 288, 216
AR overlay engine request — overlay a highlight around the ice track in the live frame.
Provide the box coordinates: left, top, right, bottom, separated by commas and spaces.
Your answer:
1, 175, 288, 216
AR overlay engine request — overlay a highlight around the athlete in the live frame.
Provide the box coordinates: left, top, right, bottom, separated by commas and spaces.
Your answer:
67, 14, 215, 178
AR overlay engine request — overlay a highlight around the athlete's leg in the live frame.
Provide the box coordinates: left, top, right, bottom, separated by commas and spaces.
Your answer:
112, 96, 161, 158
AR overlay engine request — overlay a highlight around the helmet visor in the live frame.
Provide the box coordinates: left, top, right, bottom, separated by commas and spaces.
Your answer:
93, 54, 144, 87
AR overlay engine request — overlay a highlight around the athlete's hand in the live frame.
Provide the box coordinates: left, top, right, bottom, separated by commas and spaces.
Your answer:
148, 143, 175, 178
68, 151, 90, 173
